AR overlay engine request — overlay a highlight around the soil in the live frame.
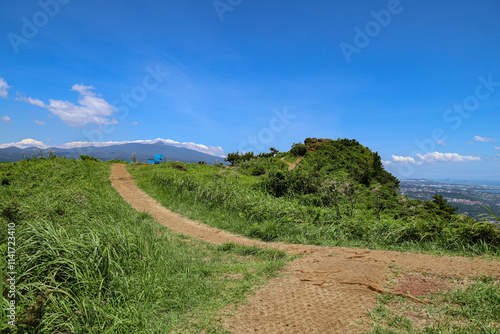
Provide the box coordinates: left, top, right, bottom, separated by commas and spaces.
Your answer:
110, 164, 500, 334
391, 272, 451, 296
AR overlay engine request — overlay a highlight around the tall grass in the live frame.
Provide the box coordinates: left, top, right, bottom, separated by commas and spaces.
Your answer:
0, 158, 288, 333
129, 162, 500, 257
367, 277, 500, 333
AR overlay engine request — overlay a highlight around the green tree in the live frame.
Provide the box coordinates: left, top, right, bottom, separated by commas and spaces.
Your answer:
225, 152, 242, 165
290, 143, 307, 156
79, 155, 100, 162
426, 194, 457, 220
241, 151, 256, 162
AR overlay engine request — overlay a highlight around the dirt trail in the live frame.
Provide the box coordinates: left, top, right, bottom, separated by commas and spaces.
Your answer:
280, 156, 303, 171
110, 164, 500, 334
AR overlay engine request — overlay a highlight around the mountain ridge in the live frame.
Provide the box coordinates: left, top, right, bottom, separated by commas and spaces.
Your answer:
0, 142, 223, 164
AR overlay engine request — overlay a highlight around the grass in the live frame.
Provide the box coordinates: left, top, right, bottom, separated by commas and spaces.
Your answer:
366, 276, 500, 333
0, 158, 289, 333
282, 155, 298, 165
128, 163, 499, 257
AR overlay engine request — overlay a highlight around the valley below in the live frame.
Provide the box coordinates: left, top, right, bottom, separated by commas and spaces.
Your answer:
399, 179, 500, 221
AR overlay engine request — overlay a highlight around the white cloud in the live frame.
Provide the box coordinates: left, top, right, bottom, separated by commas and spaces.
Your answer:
494, 146, 500, 150
391, 155, 416, 164
0, 77, 10, 98
0, 115, 11, 123
34, 120, 46, 125
0, 138, 48, 149
386, 151, 481, 166
414, 152, 481, 163
17, 84, 117, 127
474, 135, 498, 143
132, 121, 138, 126
436, 140, 447, 146
17, 96, 45, 107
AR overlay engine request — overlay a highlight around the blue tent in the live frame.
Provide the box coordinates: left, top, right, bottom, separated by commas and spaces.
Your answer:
148, 154, 164, 164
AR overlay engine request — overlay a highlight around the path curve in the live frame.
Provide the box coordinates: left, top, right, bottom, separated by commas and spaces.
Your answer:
280, 156, 304, 171
110, 164, 500, 334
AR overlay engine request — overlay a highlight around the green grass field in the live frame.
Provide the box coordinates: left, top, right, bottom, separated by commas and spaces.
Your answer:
128, 162, 499, 257
1, 157, 498, 333
0, 158, 289, 333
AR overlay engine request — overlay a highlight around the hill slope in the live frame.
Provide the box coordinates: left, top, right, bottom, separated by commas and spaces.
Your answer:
128, 137, 499, 256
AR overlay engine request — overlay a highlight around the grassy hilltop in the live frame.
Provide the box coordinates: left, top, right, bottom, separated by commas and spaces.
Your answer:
1, 138, 499, 333
130, 138, 499, 256
0, 158, 288, 333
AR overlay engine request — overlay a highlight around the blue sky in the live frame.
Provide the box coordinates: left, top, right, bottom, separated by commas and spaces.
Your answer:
0, 0, 499, 181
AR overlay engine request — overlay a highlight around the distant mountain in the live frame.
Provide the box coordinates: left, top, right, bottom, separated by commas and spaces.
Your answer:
0, 142, 224, 164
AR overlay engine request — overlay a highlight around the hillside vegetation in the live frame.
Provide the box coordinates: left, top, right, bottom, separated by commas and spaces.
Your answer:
130, 138, 499, 256
0, 157, 288, 333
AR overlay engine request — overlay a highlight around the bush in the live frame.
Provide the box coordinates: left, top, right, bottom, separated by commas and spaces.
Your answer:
290, 143, 307, 156
79, 155, 101, 162
239, 158, 286, 177
265, 170, 289, 197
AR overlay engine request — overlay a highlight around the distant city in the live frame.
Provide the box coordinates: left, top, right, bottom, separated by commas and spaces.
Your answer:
399, 179, 500, 221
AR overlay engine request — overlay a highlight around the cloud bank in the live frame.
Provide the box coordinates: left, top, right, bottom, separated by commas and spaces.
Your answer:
17, 84, 117, 127
0, 115, 11, 123
0, 138, 49, 149
391, 155, 416, 164
384, 151, 481, 166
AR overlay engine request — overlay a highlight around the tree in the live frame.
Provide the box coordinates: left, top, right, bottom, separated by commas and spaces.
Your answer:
241, 151, 256, 162
224, 152, 241, 166
290, 143, 307, 156
426, 194, 458, 220
79, 155, 100, 162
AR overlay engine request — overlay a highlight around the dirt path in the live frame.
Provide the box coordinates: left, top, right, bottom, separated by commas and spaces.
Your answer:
280, 156, 303, 171
110, 164, 500, 334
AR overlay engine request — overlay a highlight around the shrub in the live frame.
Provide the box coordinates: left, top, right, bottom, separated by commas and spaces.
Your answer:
290, 143, 307, 156
79, 155, 101, 162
